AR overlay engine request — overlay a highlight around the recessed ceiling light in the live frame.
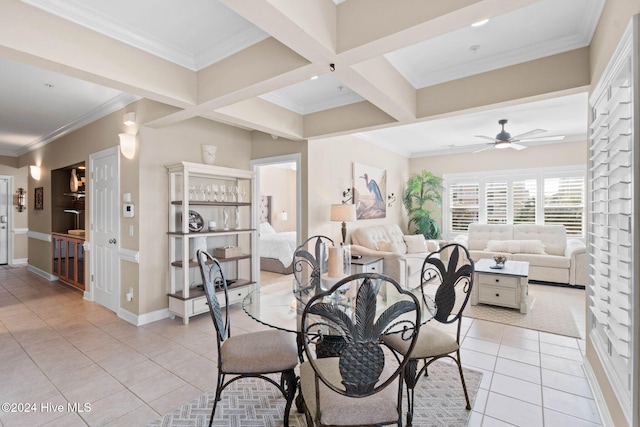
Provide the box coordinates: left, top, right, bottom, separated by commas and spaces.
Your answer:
471, 18, 489, 27
310, 75, 319, 80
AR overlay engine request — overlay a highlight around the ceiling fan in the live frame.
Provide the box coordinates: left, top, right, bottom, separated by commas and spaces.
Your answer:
474, 119, 546, 152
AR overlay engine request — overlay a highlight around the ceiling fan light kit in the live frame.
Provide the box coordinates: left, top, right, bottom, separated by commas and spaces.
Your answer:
474, 118, 550, 152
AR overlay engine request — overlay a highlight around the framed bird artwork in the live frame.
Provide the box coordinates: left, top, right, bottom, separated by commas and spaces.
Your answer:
353, 162, 387, 219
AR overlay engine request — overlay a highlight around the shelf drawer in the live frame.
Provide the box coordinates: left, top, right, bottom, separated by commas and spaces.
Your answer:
478, 285, 518, 307
477, 274, 517, 288
226, 286, 250, 305
192, 296, 210, 314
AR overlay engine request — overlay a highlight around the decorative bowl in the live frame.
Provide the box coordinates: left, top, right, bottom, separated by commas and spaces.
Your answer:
493, 254, 507, 265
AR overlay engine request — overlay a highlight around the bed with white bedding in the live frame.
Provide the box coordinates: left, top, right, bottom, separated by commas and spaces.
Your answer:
259, 195, 296, 274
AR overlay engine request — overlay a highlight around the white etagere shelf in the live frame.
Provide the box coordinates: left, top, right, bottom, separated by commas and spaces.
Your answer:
166, 161, 258, 324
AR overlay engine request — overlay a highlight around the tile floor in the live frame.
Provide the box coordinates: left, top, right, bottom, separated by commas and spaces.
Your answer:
0, 266, 601, 427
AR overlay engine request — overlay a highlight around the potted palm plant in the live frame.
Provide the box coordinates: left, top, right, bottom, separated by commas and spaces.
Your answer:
403, 170, 443, 239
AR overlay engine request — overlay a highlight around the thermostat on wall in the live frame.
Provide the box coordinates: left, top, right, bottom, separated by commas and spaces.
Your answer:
123, 203, 135, 217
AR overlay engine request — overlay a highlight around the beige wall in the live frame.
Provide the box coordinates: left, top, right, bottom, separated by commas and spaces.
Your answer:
259, 166, 297, 232
586, 4, 640, 427
410, 140, 588, 177
307, 134, 409, 243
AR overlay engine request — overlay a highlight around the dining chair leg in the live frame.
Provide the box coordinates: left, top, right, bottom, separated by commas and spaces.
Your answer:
282, 369, 297, 427
208, 372, 225, 427
404, 359, 419, 426
455, 350, 472, 410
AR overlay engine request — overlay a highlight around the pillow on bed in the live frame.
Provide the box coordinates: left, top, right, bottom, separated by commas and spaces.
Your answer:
259, 222, 276, 235
486, 239, 546, 254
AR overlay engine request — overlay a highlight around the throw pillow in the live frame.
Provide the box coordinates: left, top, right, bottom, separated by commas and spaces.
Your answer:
486, 239, 546, 254
403, 234, 429, 253
377, 241, 403, 253
259, 222, 276, 235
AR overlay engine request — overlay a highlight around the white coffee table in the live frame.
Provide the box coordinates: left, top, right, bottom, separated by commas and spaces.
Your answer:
471, 259, 530, 314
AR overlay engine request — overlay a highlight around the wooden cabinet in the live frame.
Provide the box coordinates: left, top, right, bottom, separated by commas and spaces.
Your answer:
52, 233, 85, 290
166, 162, 258, 324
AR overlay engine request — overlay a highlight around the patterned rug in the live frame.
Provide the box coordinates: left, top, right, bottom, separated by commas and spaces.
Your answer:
148, 361, 482, 427
463, 283, 584, 338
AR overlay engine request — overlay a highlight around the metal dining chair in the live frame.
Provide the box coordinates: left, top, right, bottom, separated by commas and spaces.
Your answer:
383, 243, 475, 426
292, 235, 335, 296
196, 250, 299, 427
299, 272, 421, 426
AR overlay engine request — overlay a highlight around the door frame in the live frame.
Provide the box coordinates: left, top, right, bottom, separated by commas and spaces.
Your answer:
251, 153, 302, 247
87, 146, 120, 307
0, 175, 14, 265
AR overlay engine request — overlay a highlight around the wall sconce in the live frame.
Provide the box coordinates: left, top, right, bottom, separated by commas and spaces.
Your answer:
123, 112, 136, 126
16, 188, 26, 212
387, 193, 396, 207
342, 188, 352, 204
30, 165, 41, 180
119, 133, 136, 159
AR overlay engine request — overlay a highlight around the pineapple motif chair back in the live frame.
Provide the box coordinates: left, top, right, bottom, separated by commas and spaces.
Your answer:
292, 235, 334, 296
300, 273, 421, 426
197, 250, 230, 348
421, 243, 474, 327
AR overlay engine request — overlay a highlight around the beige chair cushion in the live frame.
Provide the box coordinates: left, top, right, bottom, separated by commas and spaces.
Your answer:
384, 324, 458, 358
300, 358, 399, 425
221, 329, 298, 373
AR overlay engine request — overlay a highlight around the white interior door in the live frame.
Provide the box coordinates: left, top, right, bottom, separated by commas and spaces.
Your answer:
91, 148, 119, 312
0, 178, 8, 264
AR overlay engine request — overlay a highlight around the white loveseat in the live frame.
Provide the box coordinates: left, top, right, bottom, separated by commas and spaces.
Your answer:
349, 224, 439, 289
454, 223, 587, 286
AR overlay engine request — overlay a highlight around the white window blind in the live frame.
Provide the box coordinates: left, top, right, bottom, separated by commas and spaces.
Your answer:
485, 181, 507, 224
587, 17, 636, 425
449, 182, 478, 233
543, 177, 584, 236
513, 179, 537, 224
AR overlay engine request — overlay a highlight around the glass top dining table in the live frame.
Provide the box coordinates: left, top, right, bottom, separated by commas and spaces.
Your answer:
242, 278, 437, 335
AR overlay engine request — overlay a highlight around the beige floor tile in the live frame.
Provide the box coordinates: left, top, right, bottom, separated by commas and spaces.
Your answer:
544, 408, 602, 426
128, 370, 189, 402
500, 333, 540, 352
494, 357, 541, 384
49, 363, 109, 392
481, 415, 518, 426
540, 342, 583, 362
539, 331, 580, 349
490, 373, 542, 406
542, 387, 601, 424
61, 374, 126, 404
461, 336, 500, 355
147, 383, 203, 415
498, 344, 540, 366
485, 392, 543, 427
102, 404, 160, 427
542, 368, 593, 398
78, 389, 144, 426
540, 353, 586, 378
459, 347, 497, 371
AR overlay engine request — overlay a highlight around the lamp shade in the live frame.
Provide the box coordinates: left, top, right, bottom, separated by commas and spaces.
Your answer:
331, 204, 356, 222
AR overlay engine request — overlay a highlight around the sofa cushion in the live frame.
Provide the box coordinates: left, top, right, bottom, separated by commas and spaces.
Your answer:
467, 223, 514, 251
404, 234, 429, 253
377, 241, 405, 253
512, 253, 570, 268
513, 224, 566, 256
351, 224, 407, 254
486, 239, 546, 254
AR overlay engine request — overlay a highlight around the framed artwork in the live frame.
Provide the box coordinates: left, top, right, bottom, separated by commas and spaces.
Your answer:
353, 162, 386, 219
34, 187, 44, 210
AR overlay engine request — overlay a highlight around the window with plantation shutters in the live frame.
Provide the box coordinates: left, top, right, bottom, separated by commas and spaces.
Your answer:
443, 167, 584, 239
544, 177, 584, 236
513, 179, 537, 224
449, 182, 478, 233
485, 181, 508, 224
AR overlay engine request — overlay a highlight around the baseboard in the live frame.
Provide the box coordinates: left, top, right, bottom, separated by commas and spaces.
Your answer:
27, 264, 57, 281
118, 307, 171, 326
583, 358, 615, 427
11, 258, 28, 265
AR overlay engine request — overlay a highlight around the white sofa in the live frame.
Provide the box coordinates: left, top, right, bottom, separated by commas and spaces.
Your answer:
454, 223, 587, 286
349, 224, 439, 289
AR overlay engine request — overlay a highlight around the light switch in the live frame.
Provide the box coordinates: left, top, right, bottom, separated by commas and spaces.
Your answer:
123, 193, 131, 202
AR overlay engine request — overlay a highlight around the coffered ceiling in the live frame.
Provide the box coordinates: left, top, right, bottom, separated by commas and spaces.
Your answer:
0, 0, 605, 157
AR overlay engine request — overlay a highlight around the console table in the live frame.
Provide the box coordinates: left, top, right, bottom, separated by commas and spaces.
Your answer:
471, 259, 529, 313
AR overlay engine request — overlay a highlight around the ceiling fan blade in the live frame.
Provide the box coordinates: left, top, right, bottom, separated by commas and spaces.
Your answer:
474, 135, 496, 141
510, 128, 546, 140
473, 145, 494, 153
510, 143, 527, 150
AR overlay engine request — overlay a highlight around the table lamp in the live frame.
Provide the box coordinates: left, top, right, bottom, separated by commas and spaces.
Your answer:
330, 204, 357, 243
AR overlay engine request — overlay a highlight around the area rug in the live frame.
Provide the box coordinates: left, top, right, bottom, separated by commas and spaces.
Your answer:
463, 283, 584, 338
148, 361, 482, 427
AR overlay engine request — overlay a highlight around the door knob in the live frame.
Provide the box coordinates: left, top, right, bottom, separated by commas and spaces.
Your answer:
109, 238, 117, 244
